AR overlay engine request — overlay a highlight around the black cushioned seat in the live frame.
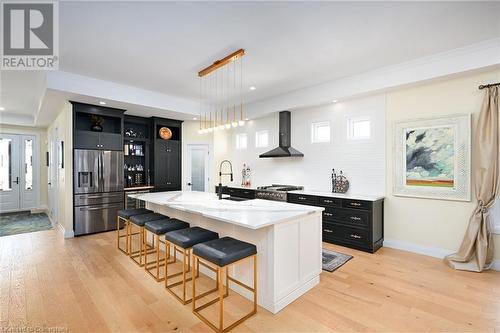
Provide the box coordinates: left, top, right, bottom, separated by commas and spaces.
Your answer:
165, 226, 219, 249
117, 208, 153, 219
193, 236, 257, 267
145, 218, 189, 235
129, 213, 167, 226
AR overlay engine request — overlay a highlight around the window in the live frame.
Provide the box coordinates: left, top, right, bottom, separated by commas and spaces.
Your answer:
491, 197, 500, 234
311, 121, 331, 143
348, 117, 371, 140
25, 139, 33, 190
236, 133, 247, 150
255, 130, 269, 148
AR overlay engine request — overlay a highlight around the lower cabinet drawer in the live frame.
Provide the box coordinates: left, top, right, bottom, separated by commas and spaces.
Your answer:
322, 222, 369, 245
236, 188, 255, 199
322, 208, 370, 228
342, 199, 372, 210
287, 193, 316, 205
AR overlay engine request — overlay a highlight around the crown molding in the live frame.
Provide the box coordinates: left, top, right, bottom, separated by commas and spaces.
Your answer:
246, 38, 500, 118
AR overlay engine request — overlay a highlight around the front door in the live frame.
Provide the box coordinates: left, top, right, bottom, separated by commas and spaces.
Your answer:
186, 144, 210, 192
0, 133, 38, 212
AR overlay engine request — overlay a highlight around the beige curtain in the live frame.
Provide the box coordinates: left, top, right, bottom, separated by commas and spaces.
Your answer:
445, 86, 499, 272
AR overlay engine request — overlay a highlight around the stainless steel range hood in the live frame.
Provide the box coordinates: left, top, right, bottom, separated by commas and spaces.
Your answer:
259, 111, 304, 158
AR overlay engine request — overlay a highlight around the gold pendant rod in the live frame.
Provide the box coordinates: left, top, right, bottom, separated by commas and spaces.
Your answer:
198, 49, 245, 77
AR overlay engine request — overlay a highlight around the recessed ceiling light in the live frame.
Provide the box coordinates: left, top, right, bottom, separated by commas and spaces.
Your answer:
249, 86, 256, 91
332, 100, 338, 103
0, 107, 4, 111
193, 117, 197, 120
245, 118, 249, 121
99, 101, 106, 105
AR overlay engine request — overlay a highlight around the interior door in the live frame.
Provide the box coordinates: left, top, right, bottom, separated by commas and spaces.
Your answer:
48, 127, 58, 221
186, 144, 210, 192
0, 134, 21, 211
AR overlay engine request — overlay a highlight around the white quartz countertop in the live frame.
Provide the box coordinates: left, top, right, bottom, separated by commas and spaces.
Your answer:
288, 190, 384, 201
128, 191, 323, 229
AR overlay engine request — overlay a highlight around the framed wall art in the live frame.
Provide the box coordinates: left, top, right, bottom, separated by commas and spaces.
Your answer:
394, 114, 471, 201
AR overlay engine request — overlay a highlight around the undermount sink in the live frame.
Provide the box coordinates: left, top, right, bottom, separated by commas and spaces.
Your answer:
222, 196, 252, 202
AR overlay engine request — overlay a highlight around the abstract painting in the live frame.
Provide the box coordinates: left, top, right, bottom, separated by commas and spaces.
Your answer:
394, 115, 471, 201
405, 126, 454, 187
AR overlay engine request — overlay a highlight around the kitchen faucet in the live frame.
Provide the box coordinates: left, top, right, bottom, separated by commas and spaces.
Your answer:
218, 160, 233, 200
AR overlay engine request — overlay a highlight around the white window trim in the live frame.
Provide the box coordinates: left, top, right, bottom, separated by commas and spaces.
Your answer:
347, 116, 372, 141
235, 133, 248, 150
255, 130, 269, 148
311, 121, 331, 143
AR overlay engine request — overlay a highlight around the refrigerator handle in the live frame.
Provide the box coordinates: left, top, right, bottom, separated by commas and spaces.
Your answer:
100, 152, 103, 186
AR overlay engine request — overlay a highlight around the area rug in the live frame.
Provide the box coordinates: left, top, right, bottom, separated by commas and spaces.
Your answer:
0, 211, 53, 237
322, 248, 353, 272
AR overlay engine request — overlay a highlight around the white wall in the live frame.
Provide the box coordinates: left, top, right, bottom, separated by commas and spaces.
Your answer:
46, 102, 73, 237
226, 94, 386, 195
385, 68, 500, 261
0, 124, 48, 210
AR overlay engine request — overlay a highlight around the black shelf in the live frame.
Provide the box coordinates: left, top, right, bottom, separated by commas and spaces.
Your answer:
124, 137, 149, 142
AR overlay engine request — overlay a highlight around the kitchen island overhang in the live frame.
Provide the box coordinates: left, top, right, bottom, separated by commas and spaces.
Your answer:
128, 191, 324, 314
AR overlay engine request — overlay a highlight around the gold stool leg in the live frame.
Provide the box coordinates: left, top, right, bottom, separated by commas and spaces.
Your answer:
192, 254, 258, 333
218, 267, 224, 332
117, 216, 130, 255
156, 234, 160, 278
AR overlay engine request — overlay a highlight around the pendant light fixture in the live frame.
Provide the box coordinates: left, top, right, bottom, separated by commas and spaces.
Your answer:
198, 49, 246, 134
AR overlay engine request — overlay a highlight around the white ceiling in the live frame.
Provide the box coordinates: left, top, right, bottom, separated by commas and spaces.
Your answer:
0, 1, 499, 127
58, 1, 500, 102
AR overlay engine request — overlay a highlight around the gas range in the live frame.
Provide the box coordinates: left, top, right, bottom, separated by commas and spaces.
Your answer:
255, 184, 304, 202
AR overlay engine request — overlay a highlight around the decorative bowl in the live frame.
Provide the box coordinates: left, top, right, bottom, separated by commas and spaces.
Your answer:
159, 127, 172, 140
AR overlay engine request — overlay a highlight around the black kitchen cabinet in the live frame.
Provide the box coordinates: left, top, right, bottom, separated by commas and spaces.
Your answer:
215, 186, 256, 199
288, 192, 384, 253
72, 102, 125, 151
150, 117, 182, 191
74, 131, 123, 150
154, 140, 181, 190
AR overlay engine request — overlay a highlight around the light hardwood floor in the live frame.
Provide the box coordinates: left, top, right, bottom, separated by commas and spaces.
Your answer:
0, 228, 499, 333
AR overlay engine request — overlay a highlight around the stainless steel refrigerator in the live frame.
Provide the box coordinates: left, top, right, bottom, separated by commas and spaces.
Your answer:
74, 149, 124, 236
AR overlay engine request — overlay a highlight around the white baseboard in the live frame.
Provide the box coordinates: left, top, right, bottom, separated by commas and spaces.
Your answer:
57, 222, 74, 238
384, 238, 454, 259
31, 205, 48, 214
384, 238, 499, 272
490, 259, 500, 271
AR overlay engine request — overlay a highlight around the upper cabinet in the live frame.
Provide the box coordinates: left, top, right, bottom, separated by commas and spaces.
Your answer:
72, 102, 125, 151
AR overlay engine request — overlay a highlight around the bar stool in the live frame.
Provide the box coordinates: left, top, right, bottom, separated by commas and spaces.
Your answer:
192, 237, 257, 333
129, 212, 167, 266
164, 227, 219, 304
143, 218, 189, 282
116, 208, 152, 255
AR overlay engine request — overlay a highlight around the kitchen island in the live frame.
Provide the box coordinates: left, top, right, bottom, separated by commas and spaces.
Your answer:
128, 191, 324, 314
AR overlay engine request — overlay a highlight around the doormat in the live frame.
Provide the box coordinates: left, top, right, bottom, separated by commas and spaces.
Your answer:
322, 248, 353, 272
0, 212, 53, 237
